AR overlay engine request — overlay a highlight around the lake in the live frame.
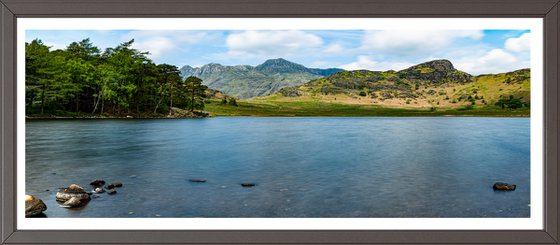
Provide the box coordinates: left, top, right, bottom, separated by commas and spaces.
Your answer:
25, 117, 530, 218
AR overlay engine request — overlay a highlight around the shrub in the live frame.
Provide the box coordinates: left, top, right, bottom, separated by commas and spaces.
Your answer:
228, 98, 238, 106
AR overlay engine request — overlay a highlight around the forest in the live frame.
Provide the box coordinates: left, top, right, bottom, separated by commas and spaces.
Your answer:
25, 39, 208, 117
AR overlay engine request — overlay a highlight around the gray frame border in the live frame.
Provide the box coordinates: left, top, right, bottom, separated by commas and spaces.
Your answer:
1, 0, 558, 244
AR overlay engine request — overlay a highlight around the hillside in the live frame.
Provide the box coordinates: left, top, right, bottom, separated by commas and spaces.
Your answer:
249, 59, 529, 110
180, 58, 343, 98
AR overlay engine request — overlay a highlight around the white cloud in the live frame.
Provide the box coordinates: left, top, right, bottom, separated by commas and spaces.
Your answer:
505, 32, 530, 52
131, 37, 175, 58
124, 30, 218, 59
454, 48, 526, 74
226, 30, 323, 57
324, 43, 345, 54
361, 30, 483, 56
339, 56, 414, 71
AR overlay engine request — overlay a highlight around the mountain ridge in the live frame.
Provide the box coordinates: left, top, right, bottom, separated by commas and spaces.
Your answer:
180, 58, 344, 98
267, 59, 529, 110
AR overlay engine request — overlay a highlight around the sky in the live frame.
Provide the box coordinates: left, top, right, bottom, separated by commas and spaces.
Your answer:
26, 29, 530, 75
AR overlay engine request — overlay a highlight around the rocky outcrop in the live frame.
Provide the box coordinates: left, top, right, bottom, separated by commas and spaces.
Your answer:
279, 87, 301, 97
398, 59, 472, 84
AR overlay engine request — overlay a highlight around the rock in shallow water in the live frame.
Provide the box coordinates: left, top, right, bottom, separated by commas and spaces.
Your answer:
90, 179, 106, 187
189, 179, 207, 183
61, 197, 87, 208
110, 182, 123, 187
493, 182, 516, 191
241, 183, 256, 187
106, 188, 117, 195
25, 195, 47, 217
56, 184, 90, 207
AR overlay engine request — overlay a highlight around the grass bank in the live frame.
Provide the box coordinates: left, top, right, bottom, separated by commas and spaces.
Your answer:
204, 99, 530, 117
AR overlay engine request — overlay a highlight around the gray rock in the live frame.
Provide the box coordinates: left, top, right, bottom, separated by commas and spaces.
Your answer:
90, 179, 106, 187
25, 195, 47, 217
493, 182, 516, 191
110, 182, 123, 187
62, 197, 86, 208
56, 184, 90, 207
189, 179, 207, 183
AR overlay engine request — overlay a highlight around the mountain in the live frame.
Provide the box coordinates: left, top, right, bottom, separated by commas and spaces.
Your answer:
268, 59, 529, 109
180, 58, 344, 98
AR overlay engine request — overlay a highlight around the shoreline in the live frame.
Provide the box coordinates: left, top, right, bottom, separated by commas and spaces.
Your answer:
25, 114, 530, 119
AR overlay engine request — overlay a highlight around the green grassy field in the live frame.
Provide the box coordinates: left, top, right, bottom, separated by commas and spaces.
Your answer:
204, 99, 530, 117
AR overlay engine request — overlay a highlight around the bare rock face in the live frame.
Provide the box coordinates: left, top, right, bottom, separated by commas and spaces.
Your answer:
25, 195, 47, 217
56, 184, 90, 207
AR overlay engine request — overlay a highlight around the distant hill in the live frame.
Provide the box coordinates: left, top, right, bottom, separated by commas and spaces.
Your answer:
180, 58, 344, 98
261, 59, 529, 109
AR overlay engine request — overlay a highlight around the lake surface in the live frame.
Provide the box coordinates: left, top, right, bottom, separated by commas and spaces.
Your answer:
26, 117, 530, 218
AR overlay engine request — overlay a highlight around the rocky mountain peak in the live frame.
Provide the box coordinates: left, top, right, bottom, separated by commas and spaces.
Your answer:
255, 58, 310, 74
411, 59, 455, 72
398, 59, 471, 84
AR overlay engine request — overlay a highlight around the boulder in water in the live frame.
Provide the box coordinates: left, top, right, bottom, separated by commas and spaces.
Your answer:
90, 179, 106, 187
189, 179, 207, 183
241, 183, 256, 187
493, 182, 516, 191
25, 195, 47, 217
110, 182, 123, 187
106, 188, 117, 195
56, 184, 91, 207
61, 197, 87, 208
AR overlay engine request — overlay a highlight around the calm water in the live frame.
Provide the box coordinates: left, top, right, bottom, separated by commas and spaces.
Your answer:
26, 117, 530, 218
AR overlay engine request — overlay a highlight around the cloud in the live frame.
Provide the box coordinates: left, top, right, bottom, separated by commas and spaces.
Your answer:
124, 30, 218, 59
452, 33, 531, 74
226, 30, 323, 57
361, 30, 483, 56
454, 48, 526, 74
324, 43, 345, 54
505, 32, 530, 52
339, 56, 414, 71
131, 37, 175, 58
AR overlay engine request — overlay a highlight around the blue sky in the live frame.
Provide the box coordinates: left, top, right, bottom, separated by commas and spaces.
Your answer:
26, 29, 530, 75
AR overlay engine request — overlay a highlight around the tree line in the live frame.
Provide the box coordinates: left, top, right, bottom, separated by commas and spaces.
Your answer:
26, 38, 207, 116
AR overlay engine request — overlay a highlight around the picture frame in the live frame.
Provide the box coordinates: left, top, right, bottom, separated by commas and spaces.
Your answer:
1, 0, 558, 244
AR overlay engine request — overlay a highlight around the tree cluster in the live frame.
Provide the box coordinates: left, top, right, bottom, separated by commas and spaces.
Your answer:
495, 95, 528, 109
26, 38, 207, 116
